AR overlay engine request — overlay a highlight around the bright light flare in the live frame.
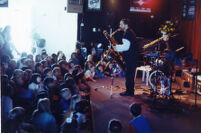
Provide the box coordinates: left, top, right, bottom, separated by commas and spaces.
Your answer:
10, 10, 32, 54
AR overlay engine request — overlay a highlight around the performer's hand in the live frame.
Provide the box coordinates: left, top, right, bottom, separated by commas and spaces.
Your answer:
112, 45, 117, 51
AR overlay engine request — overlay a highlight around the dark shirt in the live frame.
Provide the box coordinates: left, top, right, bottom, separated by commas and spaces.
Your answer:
60, 98, 71, 114
92, 54, 99, 63
130, 115, 153, 133
32, 112, 57, 133
77, 53, 85, 68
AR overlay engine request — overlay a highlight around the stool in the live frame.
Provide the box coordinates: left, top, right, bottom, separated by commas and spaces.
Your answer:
135, 65, 152, 86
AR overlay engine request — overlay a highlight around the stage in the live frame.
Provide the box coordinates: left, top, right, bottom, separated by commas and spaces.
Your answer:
89, 77, 201, 133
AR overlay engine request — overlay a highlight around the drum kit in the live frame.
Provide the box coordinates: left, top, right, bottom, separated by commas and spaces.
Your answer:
141, 51, 172, 97
141, 36, 176, 97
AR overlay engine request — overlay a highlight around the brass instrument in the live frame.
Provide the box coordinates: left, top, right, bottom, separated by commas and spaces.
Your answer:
175, 46, 184, 52
143, 34, 170, 49
110, 28, 121, 37
103, 30, 125, 69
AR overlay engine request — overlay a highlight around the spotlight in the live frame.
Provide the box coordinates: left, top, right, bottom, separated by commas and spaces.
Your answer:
138, 0, 144, 6
93, 28, 96, 32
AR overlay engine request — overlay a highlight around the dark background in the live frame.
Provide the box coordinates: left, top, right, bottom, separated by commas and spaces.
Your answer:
76, 0, 201, 69
77, 0, 170, 43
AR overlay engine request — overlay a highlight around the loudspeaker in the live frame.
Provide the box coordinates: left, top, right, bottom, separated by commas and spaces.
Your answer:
67, 0, 83, 13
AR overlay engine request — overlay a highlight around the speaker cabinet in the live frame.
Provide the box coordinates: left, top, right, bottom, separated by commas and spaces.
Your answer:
67, 0, 83, 13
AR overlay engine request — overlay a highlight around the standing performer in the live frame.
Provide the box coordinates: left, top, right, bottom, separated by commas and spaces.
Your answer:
113, 18, 138, 97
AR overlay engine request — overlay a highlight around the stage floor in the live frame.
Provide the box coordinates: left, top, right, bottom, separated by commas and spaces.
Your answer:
89, 77, 201, 133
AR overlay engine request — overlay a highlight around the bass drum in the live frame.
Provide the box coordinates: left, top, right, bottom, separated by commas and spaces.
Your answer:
149, 70, 171, 96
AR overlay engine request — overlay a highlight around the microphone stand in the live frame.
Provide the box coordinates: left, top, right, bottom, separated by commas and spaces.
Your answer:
193, 60, 198, 109
110, 74, 114, 99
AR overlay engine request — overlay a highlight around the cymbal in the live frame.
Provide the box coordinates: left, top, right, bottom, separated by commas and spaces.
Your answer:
144, 53, 159, 57
140, 51, 157, 54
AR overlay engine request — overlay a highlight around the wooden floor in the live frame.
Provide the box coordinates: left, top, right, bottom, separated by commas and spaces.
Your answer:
89, 77, 201, 133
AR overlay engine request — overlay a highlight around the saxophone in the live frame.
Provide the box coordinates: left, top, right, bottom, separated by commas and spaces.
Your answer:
103, 30, 125, 69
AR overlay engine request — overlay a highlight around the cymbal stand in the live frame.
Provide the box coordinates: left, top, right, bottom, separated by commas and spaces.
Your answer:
193, 60, 198, 108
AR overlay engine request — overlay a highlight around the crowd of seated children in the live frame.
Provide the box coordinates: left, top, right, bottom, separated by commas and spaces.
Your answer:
1, 43, 93, 132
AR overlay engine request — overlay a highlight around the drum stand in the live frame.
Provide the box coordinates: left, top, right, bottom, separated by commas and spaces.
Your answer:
192, 60, 198, 109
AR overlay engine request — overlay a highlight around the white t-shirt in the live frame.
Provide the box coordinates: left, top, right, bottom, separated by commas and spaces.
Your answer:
28, 82, 40, 92
85, 70, 95, 79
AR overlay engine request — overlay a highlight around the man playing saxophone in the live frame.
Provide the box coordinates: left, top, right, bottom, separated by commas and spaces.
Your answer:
112, 18, 138, 97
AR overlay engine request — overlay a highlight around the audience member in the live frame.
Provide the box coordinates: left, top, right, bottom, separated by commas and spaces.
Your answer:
60, 88, 72, 115
87, 54, 93, 63
108, 119, 122, 133
85, 65, 96, 82
43, 67, 53, 78
41, 50, 48, 60
129, 103, 153, 133
53, 66, 63, 81
96, 64, 105, 78
24, 69, 33, 82
35, 62, 43, 75
0, 37, 126, 133
105, 62, 116, 77
70, 94, 82, 110
2, 107, 26, 133
28, 73, 42, 96
59, 60, 69, 77
35, 54, 41, 63
1, 75, 14, 124
91, 48, 99, 63
51, 53, 58, 64
41, 59, 49, 68
76, 47, 85, 69
85, 60, 93, 71
70, 52, 80, 65
32, 98, 57, 133
7, 59, 17, 78
73, 100, 88, 131
74, 73, 91, 100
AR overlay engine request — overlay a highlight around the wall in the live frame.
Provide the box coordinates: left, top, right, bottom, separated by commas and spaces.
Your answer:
31, 0, 77, 59
78, 0, 170, 44
169, 0, 201, 69
0, 0, 77, 59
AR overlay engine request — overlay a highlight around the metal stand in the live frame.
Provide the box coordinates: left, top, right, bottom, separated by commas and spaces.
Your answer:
110, 76, 114, 98
193, 60, 198, 108
109, 76, 123, 98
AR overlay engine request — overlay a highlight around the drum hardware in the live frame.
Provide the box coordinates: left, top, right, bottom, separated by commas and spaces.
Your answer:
145, 50, 173, 99
175, 47, 184, 52
143, 34, 170, 49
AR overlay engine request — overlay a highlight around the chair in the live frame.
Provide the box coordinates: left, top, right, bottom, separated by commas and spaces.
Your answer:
135, 65, 152, 86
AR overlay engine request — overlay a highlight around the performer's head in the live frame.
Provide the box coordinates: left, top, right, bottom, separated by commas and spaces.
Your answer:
119, 18, 130, 31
